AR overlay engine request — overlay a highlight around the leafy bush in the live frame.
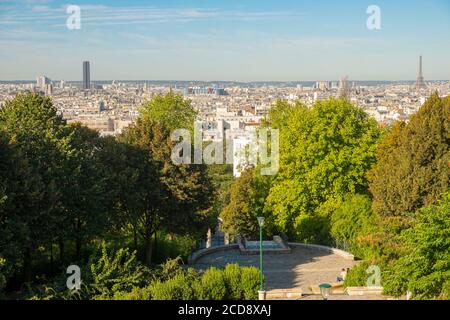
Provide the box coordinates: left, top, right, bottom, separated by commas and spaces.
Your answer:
0, 257, 7, 295
111, 286, 153, 300
89, 242, 148, 298
382, 192, 450, 299
155, 234, 197, 264
344, 262, 371, 288
240, 266, 261, 300
199, 267, 227, 300
331, 194, 378, 259
223, 264, 242, 299
150, 269, 198, 300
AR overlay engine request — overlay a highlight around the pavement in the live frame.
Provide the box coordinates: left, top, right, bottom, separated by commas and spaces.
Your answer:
193, 246, 357, 293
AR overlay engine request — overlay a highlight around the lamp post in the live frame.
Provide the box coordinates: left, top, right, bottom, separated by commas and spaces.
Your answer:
257, 216, 265, 300
319, 283, 332, 300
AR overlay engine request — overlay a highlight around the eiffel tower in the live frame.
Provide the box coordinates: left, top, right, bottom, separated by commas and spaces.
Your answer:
416, 55, 426, 90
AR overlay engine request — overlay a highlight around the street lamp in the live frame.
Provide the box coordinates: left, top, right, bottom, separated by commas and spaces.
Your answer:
257, 216, 265, 300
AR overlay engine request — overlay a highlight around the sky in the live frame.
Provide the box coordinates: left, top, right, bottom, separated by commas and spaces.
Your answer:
0, 0, 449, 81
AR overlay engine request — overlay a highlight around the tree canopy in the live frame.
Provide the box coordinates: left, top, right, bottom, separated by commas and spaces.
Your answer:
265, 98, 380, 242
369, 93, 450, 217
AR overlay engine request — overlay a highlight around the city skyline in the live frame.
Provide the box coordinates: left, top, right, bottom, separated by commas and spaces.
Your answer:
17, 55, 448, 84
0, 0, 449, 81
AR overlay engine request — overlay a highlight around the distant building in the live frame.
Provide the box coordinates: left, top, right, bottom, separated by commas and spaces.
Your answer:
45, 83, 53, 96
36, 76, 51, 89
83, 61, 91, 90
337, 76, 350, 99
184, 85, 227, 96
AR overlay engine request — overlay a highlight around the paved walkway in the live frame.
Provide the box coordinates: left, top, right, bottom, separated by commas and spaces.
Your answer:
193, 246, 357, 293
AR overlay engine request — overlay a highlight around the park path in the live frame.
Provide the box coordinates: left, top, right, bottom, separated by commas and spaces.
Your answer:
193, 246, 356, 293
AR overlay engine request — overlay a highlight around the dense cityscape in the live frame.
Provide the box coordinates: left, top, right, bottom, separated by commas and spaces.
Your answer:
1, 57, 448, 177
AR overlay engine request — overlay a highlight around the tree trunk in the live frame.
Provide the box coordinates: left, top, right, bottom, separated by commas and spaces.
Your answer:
59, 238, 65, 263
23, 246, 32, 282
75, 219, 81, 261
75, 239, 81, 262
145, 234, 153, 267
50, 243, 54, 275
133, 227, 138, 252
153, 232, 158, 263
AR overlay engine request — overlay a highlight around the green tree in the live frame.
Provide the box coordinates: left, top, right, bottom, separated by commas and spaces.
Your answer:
61, 124, 113, 261
99, 136, 159, 253
0, 93, 72, 281
266, 98, 380, 242
139, 91, 197, 131
369, 93, 450, 217
383, 191, 450, 299
120, 117, 213, 265
330, 194, 378, 258
220, 168, 273, 238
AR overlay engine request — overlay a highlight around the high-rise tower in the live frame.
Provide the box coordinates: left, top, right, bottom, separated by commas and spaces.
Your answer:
83, 61, 91, 90
416, 55, 426, 90
337, 76, 350, 99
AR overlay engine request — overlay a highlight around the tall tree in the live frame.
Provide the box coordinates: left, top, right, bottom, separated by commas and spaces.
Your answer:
266, 98, 380, 242
368, 93, 450, 217
139, 91, 197, 131
383, 191, 450, 299
220, 168, 273, 239
0, 93, 72, 280
61, 123, 113, 261
121, 117, 213, 265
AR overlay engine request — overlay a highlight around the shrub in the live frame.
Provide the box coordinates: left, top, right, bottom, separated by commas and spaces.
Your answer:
382, 192, 450, 299
223, 264, 242, 299
240, 267, 261, 300
89, 242, 147, 298
199, 267, 227, 300
331, 194, 378, 259
150, 271, 196, 300
441, 280, 450, 300
0, 257, 7, 295
111, 286, 153, 300
344, 262, 371, 288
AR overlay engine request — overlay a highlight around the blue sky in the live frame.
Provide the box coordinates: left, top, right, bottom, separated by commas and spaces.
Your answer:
0, 0, 449, 81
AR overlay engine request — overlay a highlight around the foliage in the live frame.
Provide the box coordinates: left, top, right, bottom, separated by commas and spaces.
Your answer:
383, 191, 450, 299
206, 163, 234, 231
120, 113, 213, 265
150, 269, 198, 300
223, 264, 242, 300
0, 257, 6, 295
220, 169, 273, 238
198, 267, 227, 300
154, 233, 197, 264
89, 242, 147, 298
139, 91, 197, 131
369, 93, 450, 217
343, 261, 371, 288
239, 266, 261, 300
131, 263, 261, 301
266, 98, 380, 242
0, 93, 74, 281
331, 194, 378, 259
111, 285, 153, 300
